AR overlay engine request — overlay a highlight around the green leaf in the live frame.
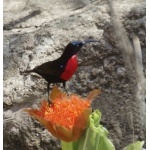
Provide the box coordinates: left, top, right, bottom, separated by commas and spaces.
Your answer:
123, 141, 145, 150
77, 109, 115, 150
61, 109, 115, 150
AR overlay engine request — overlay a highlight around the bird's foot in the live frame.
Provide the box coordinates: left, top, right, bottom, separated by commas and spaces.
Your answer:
47, 98, 52, 107
63, 87, 69, 96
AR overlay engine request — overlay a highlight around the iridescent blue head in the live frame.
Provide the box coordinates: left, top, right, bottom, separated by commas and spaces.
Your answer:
66, 41, 84, 54
61, 39, 99, 59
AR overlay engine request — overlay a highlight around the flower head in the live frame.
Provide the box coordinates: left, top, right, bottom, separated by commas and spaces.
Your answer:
24, 86, 101, 142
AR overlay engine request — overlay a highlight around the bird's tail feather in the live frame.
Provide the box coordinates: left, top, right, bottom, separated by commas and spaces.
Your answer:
20, 70, 33, 75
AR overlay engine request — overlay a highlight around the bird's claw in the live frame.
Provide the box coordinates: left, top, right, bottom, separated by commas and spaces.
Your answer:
48, 99, 52, 106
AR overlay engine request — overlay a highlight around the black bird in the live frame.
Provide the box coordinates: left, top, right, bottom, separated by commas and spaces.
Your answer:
20, 39, 99, 104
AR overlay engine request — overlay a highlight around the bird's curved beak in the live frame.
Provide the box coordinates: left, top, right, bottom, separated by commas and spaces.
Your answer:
83, 39, 100, 45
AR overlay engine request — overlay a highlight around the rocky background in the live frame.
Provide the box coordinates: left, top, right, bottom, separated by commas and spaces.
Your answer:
3, 0, 146, 150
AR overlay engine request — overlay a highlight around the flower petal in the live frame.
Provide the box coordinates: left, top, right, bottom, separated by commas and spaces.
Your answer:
54, 124, 74, 142
50, 86, 66, 102
72, 108, 92, 141
87, 89, 101, 103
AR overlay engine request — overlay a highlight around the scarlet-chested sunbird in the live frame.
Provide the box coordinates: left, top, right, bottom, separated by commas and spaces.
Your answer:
20, 39, 99, 104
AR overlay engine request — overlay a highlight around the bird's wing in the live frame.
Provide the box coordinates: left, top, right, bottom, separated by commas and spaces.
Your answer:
33, 59, 63, 76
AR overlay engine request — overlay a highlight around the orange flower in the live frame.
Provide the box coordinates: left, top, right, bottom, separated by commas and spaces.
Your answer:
24, 86, 101, 142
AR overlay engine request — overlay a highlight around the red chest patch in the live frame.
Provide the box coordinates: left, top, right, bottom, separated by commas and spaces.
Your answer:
60, 55, 78, 81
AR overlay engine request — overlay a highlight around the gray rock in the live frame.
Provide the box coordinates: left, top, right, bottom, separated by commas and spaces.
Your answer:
4, 0, 146, 149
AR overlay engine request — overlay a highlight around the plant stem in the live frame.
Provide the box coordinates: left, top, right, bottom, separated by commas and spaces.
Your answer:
61, 141, 74, 150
